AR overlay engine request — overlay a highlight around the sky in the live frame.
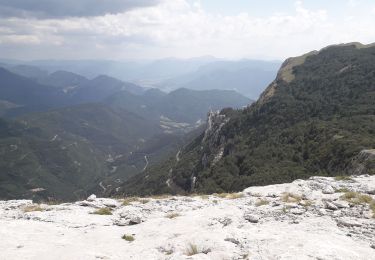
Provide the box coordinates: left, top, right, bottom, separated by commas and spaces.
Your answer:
0, 0, 374, 61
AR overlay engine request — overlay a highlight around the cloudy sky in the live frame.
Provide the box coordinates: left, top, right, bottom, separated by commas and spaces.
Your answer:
0, 0, 374, 61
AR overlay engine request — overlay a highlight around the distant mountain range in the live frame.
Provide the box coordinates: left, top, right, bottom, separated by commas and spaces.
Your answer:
159, 60, 280, 99
1, 57, 280, 99
0, 66, 252, 200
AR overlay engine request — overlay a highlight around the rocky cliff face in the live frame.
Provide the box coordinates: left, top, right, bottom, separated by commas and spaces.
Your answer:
347, 150, 375, 175
201, 110, 229, 167
1, 175, 375, 259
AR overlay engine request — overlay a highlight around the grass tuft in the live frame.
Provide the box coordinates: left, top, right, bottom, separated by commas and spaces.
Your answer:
185, 243, 199, 256
281, 192, 301, 203
23, 205, 44, 213
255, 199, 269, 207
335, 187, 350, 193
370, 201, 375, 218
122, 234, 135, 242
215, 192, 244, 199
334, 175, 353, 181
165, 212, 180, 219
341, 192, 374, 205
92, 207, 112, 215
122, 197, 140, 206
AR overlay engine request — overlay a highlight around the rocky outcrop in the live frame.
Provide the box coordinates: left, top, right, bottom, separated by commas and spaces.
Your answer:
0, 175, 374, 259
347, 149, 375, 175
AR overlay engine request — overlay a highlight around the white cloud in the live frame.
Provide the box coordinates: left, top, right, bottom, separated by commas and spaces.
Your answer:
0, 0, 374, 60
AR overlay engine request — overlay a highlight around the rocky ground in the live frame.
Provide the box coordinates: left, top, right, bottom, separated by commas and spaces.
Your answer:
1, 175, 375, 260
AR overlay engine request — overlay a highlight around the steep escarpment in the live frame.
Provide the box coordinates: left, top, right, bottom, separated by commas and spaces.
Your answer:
117, 43, 375, 196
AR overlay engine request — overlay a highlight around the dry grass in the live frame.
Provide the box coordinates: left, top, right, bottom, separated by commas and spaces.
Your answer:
255, 199, 269, 207
215, 192, 244, 199
370, 201, 375, 218
227, 193, 244, 199
281, 205, 291, 214
41, 199, 61, 206
165, 212, 180, 219
122, 234, 135, 242
341, 192, 373, 205
214, 193, 229, 198
281, 192, 302, 203
23, 204, 44, 213
335, 187, 350, 193
122, 197, 140, 206
139, 199, 150, 204
148, 194, 171, 200
334, 176, 353, 181
92, 207, 112, 215
300, 200, 314, 207
199, 195, 210, 200
185, 243, 199, 256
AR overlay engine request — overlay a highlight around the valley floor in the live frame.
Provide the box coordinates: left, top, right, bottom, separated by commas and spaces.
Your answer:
1, 175, 375, 260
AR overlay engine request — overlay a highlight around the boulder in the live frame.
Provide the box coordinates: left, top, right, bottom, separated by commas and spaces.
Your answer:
322, 185, 335, 194
324, 201, 338, 211
244, 213, 259, 223
332, 201, 350, 209
87, 194, 97, 202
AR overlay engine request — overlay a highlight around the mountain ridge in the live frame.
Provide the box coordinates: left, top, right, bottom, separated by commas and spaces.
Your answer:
114, 42, 375, 196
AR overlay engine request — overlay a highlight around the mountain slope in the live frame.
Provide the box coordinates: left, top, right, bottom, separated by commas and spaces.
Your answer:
39, 70, 88, 89
107, 88, 252, 125
0, 68, 69, 116
0, 102, 165, 201
115, 43, 375, 196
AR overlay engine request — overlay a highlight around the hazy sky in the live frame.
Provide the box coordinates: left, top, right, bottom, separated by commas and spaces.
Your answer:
0, 0, 374, 61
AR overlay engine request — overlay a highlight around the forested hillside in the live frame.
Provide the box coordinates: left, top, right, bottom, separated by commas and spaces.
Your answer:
115, 43, 375, 196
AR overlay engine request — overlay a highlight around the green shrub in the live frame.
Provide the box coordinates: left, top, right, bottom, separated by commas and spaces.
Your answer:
122, 234, 135, 242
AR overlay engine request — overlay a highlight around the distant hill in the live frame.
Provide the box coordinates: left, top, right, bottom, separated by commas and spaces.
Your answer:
0, 68, 69, 116
39, 70, 88, 89
7, 65, 49, 81
71, 75, 145, 103
106, 88, 252, 125
114, 43, 375, 196
0, 67, 146, 117
159, 60, 280, 99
